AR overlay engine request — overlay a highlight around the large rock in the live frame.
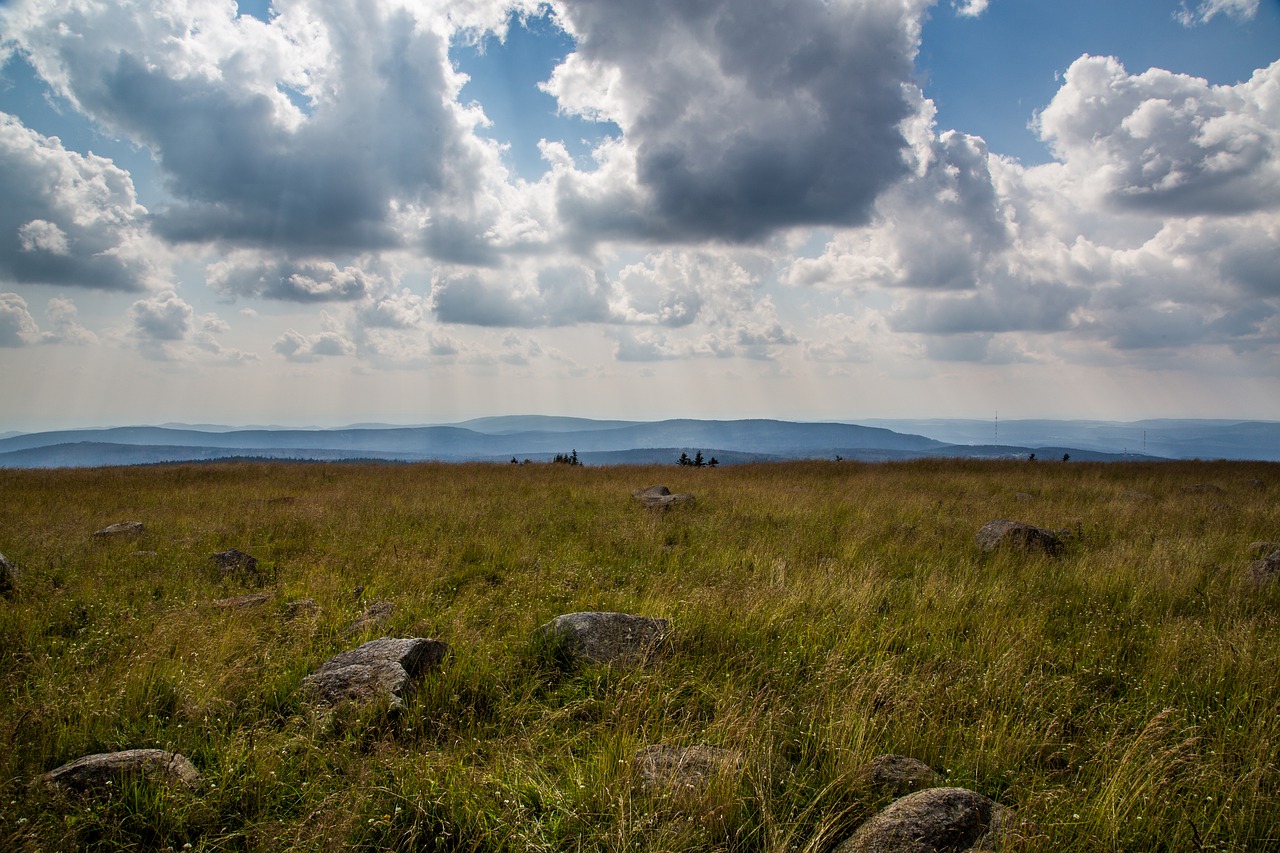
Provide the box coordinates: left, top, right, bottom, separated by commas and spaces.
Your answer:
538, 611, 668, 666
0, 552, 17, 598
41, 749, 199, 793
635, 744, 742, 794
835, 787, 1013, 853
855, 754, 943, 799
1248, 541, 1280, 559
93, 521, 144, 540
632, 485, 695, 509
301, 637, 449, 709
974, 520, 1063, 556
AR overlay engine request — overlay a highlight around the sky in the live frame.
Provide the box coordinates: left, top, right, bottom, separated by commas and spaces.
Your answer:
0, 0, 1278, 431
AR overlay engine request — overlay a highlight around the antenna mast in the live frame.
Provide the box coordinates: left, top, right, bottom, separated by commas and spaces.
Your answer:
994, 410, 998, 449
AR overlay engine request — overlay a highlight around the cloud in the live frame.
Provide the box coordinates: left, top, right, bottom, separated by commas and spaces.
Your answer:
543, 0, 928, 243
953, 0, 990, 17
273, 311, 357, 362
4, 0, 513, 257
1175, 0, 1258, 26
431, 262, 611, 326
206, 254, 381, 302
128, 289, 254, 362
1036, 57, 1280, 216
44, 297, 98, 345
0, 113, 160, 291
0, 292, 41, 346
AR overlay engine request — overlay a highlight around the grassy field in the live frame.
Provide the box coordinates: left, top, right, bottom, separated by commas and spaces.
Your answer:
1, 459, 1278, 851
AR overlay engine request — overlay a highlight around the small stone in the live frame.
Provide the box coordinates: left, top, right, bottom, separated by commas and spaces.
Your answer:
974, 520, 1064, 556
301, 636, 449, 709
1122, 490, 1152, 501
211, 548, 264, 584
0, 552, 18, 598
93, 521, 144, 540
1014, 492, 1035, 502
635, 744, 741, 794
1249, 551, 1280, 587
284, 598, 320, 619
346, 600, 396, 635
202, 592, 272, 610
537, 611, 668, 666
41, 749, 199, 794
835, 787, 1015, 853
856, 754, 943, 798
632, 485, 695, 509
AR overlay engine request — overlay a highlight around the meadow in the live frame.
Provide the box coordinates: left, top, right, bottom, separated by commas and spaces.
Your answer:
1, 458, 1277, 851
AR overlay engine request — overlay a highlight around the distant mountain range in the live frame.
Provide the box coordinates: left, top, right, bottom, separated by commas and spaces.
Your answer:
0, 416, 1275, 468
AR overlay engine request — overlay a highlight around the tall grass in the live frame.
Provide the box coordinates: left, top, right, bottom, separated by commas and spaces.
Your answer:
1, 459, 1277, 850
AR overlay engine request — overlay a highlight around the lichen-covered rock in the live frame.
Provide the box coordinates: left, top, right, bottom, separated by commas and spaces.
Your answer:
0, 552, 17, 598
835, 787, 1013, 853
632, 485, 695, 509
41, 749, 199, 793
974, 520, 1063, 556
855, 754, 943, 799
301, 636, 449, 709
538, 611, 668, 666
93, 521, 144, 540
635, 745, 741, 794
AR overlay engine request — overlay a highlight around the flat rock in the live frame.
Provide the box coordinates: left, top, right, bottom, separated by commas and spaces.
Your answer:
635, 744, 741, 793
835, 787, 1013, 853
41, 749, 199, 793
93, 521, 144, 540
538, 611, 668, 665
856, 754, 943, 798
301, 636, 449, 709
632, 485, 695, 509
0, 552, 17, 598
974, 520, 1064, 556
346, 600, 396, 635
1183, 484, 1225, 494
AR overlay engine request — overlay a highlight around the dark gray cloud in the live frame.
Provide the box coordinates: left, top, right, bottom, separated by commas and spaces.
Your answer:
0, 113, 157, 292
546, 0, 924, 243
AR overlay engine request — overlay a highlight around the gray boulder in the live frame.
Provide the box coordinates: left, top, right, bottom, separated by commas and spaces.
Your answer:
974, 520, 1064, 556
301, 636, 449, 709
835, 787, 1014, 853
632, 485, 695, 509
284, 598, 320, 620
0, 552, 17, 598
538, 611, 668, 665
41, 749, 199, 793
856, 754, 943, 799
93, 521, 144, 540
635, 744, 741, 794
